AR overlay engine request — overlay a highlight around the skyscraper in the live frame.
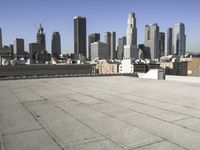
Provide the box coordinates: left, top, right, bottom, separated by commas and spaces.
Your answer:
88, 33, 100, 59
104, 31, 116, 60
167, 28, 173, 55
91, 42, 109, 60
0, 28, 2, 49
159, 32, 165, 57
124, 12, 138, 59
13, 38, 24, 56
29, 43, 43, 63
110, 32, 116, 60
117, 37, 126, 60
144, 24, 160, 60
51, 32, 61, 58
37, 24, 46, 50
104, 32, 111, 59
172, 23, 186, 56
74, 16, 87, 58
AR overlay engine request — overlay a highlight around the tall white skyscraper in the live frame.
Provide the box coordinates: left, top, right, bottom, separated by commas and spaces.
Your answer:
172, 23, 186, 56
124, 13, 138, 59
144, 24, 160, 60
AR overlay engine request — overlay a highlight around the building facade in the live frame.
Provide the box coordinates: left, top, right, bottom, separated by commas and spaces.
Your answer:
119, 59, 134, 73
138, 44, 151, 59
185, 58, 200, 76
88, 33, 100, 59
96, 60, 118, 75
167, 28, 173, 55
159, 32, 165, 57
74, 16, 87, 58
29, 43, 44, 63
172, 23, 186, 56
37, 24, 46, 51
160, 61, 188, 76
144, 24, 160, 60
0, 28, 2, 49
134, 64, 161, 73
110, 32, 116, 60
91, 42, 109, 60
51, 32, 61, 58
104, 31, 116, 60
117, 37, 126, 60
124, 12, 138, 59
104, 32, 111, 57
13, 38, 24, 57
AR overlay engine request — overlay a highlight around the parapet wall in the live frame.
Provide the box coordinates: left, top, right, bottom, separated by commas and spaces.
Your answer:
0, 64, 95, 77
166, 75, 200, 83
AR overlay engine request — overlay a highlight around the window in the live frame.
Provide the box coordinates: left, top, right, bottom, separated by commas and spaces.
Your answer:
148, 30, 151, 40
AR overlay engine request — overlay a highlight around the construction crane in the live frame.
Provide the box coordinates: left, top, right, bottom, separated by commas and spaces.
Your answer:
33, 17, 47, 32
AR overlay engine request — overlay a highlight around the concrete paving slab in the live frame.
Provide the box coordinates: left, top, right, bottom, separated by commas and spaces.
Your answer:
116, 93, 200, 119
0, 103, 42, 135
93, 94, 188, 122
56, 101, 162, 149
91, 103, 134, 118
89, 102, 200, 150
66, 139, 124, 150
4, 129, 61, 150
1, 76, 200, 150
134, 140, 186, 150
13, 90, 44, 102
121, 112, 200, 150
68, 94, 105, 105
0, 95, 20, 108
27, 101, 105, 147
26, 101, 70, 121
174, 118, 200, 133
45, 117, 105, 147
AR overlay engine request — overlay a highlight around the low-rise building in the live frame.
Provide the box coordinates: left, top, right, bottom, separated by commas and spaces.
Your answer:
134, 63, 161, 73
119, 59, 134, 74
183, 58, 200, 76
160, 62, 187, 76
96, 60, 119, 75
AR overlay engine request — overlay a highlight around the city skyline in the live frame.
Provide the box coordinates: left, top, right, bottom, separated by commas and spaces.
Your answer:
0, 0, 200, 53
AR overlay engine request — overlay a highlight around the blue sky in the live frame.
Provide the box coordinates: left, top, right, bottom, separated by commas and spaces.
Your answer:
0, 0, 200, 53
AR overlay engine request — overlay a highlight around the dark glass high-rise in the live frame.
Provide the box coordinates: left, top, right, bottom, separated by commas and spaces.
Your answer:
51, 32, 61, 58
74, 16, 87, 59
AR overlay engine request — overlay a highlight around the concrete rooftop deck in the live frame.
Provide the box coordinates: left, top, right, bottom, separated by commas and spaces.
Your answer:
0, 76, 200, 150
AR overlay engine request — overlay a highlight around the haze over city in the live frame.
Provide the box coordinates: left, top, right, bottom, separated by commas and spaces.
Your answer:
1, 0, 200, 53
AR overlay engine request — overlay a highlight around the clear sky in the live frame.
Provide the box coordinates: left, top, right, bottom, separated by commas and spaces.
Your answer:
0, 0, 200, 54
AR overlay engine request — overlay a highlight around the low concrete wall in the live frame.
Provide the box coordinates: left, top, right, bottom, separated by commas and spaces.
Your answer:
138, 69, 165, 80
0, 65, 138, 80
0, 64, 95, 77
166, 75, 200, 83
